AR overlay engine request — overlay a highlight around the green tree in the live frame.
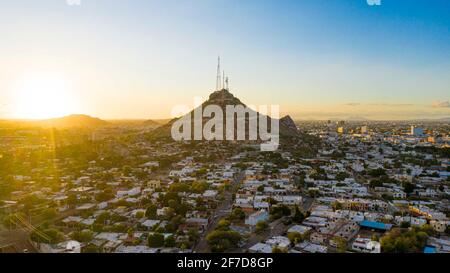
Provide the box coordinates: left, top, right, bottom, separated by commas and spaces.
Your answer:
336, 172, 349, 181
206, 230, 242, 253
188, 228, 200, 242
403, 182, 415, 195
82, 244, 102, 253
217, 219, 231, 231
255, 220, 268, 233
71, 230, 94, 243
164, 235, 176, 247
147, 233, 165, 247
145, 204, 157, 218
292, 206, 305, 223
272, 246, 287, 253
287, 232, 303, 244
334, 237, 347, 253
229, 208, 245, 222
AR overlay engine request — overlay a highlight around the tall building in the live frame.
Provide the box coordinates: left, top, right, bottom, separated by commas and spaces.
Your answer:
361, 126, 368, 134
411, 126, 424, 136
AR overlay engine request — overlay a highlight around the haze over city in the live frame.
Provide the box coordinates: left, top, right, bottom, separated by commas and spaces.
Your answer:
0, 0, 449, 120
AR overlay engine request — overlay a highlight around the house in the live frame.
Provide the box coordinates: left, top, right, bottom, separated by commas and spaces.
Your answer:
265, 236, 291, 249
287, 225, 312, 235
141, 219, 160, 230
115, 245, 159, 253
430, 220, 448, 233
147, 180, 161, 189
203, 190, 218, 199
185, 218, 209, 232
249, 243, 272, 253
352, 238, 381, 253
245, 210, 269, 226
310, 232, 328, 244
274, 195, 302, 206
294, 242, 327, 253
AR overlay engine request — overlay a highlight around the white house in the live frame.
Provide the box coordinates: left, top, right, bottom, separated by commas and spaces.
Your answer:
352, 238, 381, 253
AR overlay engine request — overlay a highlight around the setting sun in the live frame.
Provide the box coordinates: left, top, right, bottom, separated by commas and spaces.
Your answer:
10, 73, 79, 119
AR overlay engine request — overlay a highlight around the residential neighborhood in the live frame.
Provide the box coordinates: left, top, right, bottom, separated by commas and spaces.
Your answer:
1, 120, 448, 254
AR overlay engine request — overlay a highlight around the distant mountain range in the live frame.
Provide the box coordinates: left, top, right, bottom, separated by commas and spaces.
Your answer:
0, 115, 175, 129
36, 114, 109, 128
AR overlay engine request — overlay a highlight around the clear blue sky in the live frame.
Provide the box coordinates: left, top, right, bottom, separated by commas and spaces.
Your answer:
0, 0, 449, 119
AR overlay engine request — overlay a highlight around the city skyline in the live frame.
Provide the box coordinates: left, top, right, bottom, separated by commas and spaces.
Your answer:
0, 0, 449, 120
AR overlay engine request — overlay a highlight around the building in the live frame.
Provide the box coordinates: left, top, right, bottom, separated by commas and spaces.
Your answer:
411, 126, 424, 136
352, 238, 381, 253
361, 126, 368, 134
245, 210, 269, 226
249, 243, 272, 253
359, 220, 392, 231
287, 225, 312, 235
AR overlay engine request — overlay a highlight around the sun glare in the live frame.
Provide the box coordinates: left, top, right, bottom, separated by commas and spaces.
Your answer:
11, 73, 79, 119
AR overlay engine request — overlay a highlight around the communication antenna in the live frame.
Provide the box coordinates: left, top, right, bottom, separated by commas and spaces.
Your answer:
216, 56, 221, 91
222, 71, 225, 90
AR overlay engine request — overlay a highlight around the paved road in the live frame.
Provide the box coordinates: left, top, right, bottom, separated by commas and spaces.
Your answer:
237, 218, 286, 252
193, 171, 244, 253
302, 196, 315, 212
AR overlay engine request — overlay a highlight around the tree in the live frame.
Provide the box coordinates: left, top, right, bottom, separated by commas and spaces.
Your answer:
308, 189, 319, 198
291, 206, 305, 223
41, 208, 58, 221
403, 182, 415, 195
380, 226, 431, 253
95, 190, 114, 202
331, 201, 343, 211
164, 235, 176, 247
190, 181, 209, 193
255, 220, 268, 233
217, 219, 231, 231
369, 168, 386, 177
95, 212, 110, 225
229, 208, 245, 222
371, 234, 379, 242
270, 205, 291, 220
83, 244, 102, 253
257, 185, 265, 192
147, 233, 165, 247
206, 230, 242, 253
369, 179, 384, 188
272, 246, 287, 253
30, 228, 64, 244
336, 172, 349, 181
71, 230, 94, 243
145, 204, 157, 218
334, 237, 347, 253
287, 232, 303, 245
400, 221, 411, 229
187, 228, 200, 242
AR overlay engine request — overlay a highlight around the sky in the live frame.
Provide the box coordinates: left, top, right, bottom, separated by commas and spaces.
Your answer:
0, 0, 449, 120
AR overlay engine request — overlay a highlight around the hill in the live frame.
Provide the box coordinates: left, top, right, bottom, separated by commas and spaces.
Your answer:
147, 89, 311, 145
36, 114, 108, 128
